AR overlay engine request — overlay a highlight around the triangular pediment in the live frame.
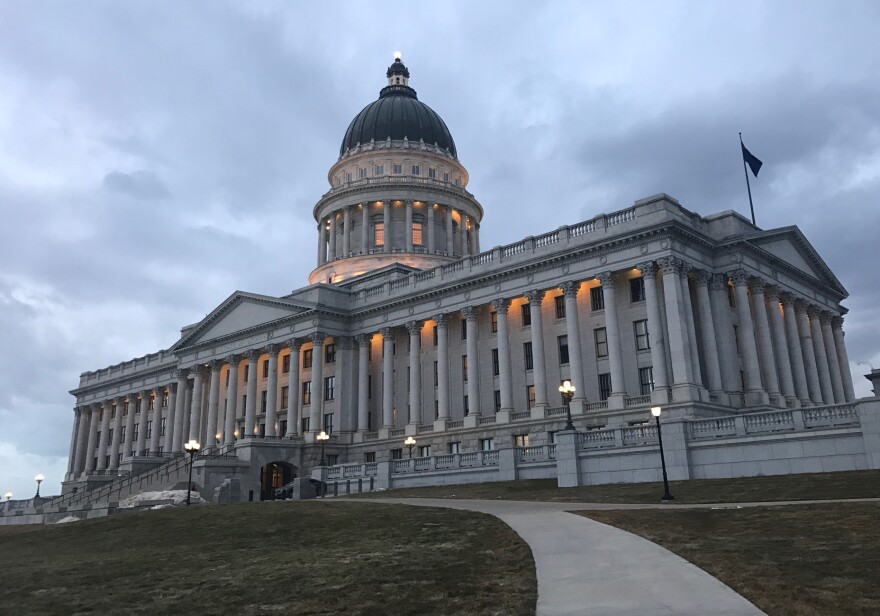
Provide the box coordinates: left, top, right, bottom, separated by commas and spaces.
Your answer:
172, 292, 311, 350
745, 228, 846, 295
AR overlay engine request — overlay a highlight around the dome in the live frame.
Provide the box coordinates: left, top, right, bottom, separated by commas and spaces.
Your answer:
340, 59, 457, 158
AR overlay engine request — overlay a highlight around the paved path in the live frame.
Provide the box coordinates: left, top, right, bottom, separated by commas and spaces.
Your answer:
346, 498, 764, 616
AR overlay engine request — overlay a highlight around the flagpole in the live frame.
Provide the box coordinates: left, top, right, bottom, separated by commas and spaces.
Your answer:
740, 132, 756, 226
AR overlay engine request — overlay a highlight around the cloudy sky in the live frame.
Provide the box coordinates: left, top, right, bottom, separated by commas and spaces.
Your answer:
2, 1, 879, 498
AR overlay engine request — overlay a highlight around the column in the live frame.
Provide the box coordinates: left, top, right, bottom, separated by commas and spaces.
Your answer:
709, 274, 741, 396
446, 206, 455, 255
361, 203, 369, 255
471, 223, 480, 254
286, 341, 301, 437
679, 268, 703, 387
809, 307, 834, 404
109, 396, 124, 468
310, 333, 326, 433
525, 290, 549, 408
460, 214, 469, 256
434, 315, 450, 419
405, 200, 413, 251
463, 306, 481, 416
427, 204, 435, 253
172, 370, 188, 452
342, 206, 351, 257
561, 282, 586, 401
317, 221, 326, 265
96, 401, 111, 470
750, 281, 781, 402
72, 406, 91, 476
694, 271, 723, 394
407, 321, 421, 423
832, 317, 856, 402
782, 295, 811, 405
136, 390, 149, 455
182, 385, 192, 447
381, 327, 394, 426
731, 270, 766, 404
820, 314, 845, 404
637, 262, 670, 396
122, 395, 137, 460
765, 287, 798, 406
598, 272, 626, 401
244, 350, 259, 437
492, 300, 514, 412
356, 335, 370, 431
164, 383, 177, 452
328, 212, 338, 260
200, 361, 220, 447
149, 387, 163, 455
265, 344, 280, 436
382, 202, 390, 253
189, 369, 205, 442
658, 258, 694, 391
796, 301, 823, 403
224, 355, 240, 444
66, 408, 80, 478
84, 404, 100, 473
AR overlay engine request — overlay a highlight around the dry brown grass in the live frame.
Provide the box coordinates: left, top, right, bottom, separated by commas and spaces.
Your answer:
0, 501, 536, 616
579, 503, 880, 616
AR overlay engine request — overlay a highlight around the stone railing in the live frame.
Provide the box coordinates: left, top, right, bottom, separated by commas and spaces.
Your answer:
510, 411, 532, 421
389, 428, 406, 437
621, 425, 658, 445
446, 420, 465, 429
391, 450, 499, 474
624, 395, 652, 408
478, 416, 496, 426
364, 432, 379, 441
579, 429, 617, 449
689, 404, 861, 440
585, 401, 609, 412
546, 407, 568, 417
517, 445, 554, 463
803, 404, 859, 428
417, 424, 435, 434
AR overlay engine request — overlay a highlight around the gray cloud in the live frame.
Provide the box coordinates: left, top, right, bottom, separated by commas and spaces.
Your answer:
102, 170, 171, 200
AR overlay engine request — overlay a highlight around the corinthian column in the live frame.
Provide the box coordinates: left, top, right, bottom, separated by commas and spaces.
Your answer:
749, 280, 781, 404
781, 295, 810, 405
694, 271, 723, 396
832, 317, 856, 402
463, 306, 481, 416
109, 397, 124, 468
731, 270, 767, 406
765, 287, 797, 407
342, 206, 351, 257
658, 258, 694, 397
96, 401, 111, 470
407, 321, 422, 423
446, 206, 455, 255
309, 334, 325, 434
709, 274, 741, 397
434, 315, 450, 419
355, 335, 370, 431
205, 360, 222, 447
123, 394, 138, 459
820, 313, 845, 404
244, 350, 259, 437
172, 371, 188, 452
809, 307, 834, 404
84, 404, 100, 474
381, 327, 394, 426
72, 406, 91, 476
679, 267, 703, 388
637, 262, 669, 400
492, 300, 514, 412
188, 370, 205, 442
149, 387, 164, 455
265, 344, 280, 436
525, 290, 548, 408
561, 282, 586, 403
796, 301, 823, 404
224, 356, 240, 444
136, 390, 149, 455
598, 271, 626, 406
328, 212, 338, 260
286, 341, 301, 436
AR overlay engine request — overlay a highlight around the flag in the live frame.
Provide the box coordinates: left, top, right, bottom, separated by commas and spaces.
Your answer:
741, 142, 763, 177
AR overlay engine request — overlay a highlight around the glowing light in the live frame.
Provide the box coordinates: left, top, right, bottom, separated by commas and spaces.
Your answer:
393, 51, 402, 61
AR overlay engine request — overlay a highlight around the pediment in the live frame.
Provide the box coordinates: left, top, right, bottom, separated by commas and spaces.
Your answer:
745, 229, 846, 295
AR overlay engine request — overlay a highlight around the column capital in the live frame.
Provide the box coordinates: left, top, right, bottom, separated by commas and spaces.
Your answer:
208, 359, 223, 371
116, 394, 127, 405
748, 278, 767, 294
267, 343, 281, 356
677, 261, 694, 278
288, 338, 303, 351
763, 285, 781, 302
794, 298, 809, 312
462, 306, 479, 321
140, 388, 153, 398
806, 304, 821, 318
491, 298, 510, 314
596, 271, 616, 288
819, 311, 833, 325
832, 315, 845, 329
245, 349, 260, 361
433, 313, 447, 327
657, 256, 683, 274
729, 268, 751, 287
225, 353, 241, 366
405, 320, 423, 335
309, 332, 326, 346
154, 384, 166, 394
560, 281, 581, 298
380, 327, 394, 339
636, 261, 658, 277
355, 333, 373, 346
524, 289, 545, 304
337, 335, 354, 350
174, 368, 189, 379
779, 291, 796, 306
694, 269, 714, 286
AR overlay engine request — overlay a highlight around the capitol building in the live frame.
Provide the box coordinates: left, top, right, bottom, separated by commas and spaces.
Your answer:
49, 56, 876, 507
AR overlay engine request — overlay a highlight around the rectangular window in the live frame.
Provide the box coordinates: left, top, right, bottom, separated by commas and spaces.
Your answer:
523, 342, 534, 371
461, 318, 467, 339
490, 311, 498, 333
462, 355, 468, 381
110, 406, 116, 419
494, 390, 501, 413
364, 451, 376, 463
463, 394, 469, 415
368, 375, 372, 399
728, 283, 736, 308
160, 418, 167, 437
358, 167, 367, 179
412, 222, 423, 246
591, 286, 605, 311
301, 417, 310, 434
595, 328, 608, 358
513, 434, 529, 447
428, 167, 436, 179
391, 448, 403, 460
120, 425, 126, 442
326, 454, 338, 466
281, 386, 289, 410
555, 295, 566, 319
558, 335, 569, 365
733, 325, 741, 354
598, 373, 612, 400
244, 364, 249, 382
262, 359, 269, 379
526, 385, 536, 409
521, 303, 531, 326
145, 420, 153, 440
280, 420, 287, 437
242, 394, 247, 413
443, 172, 449, 182
448, 442, 461, 454
433, 361, 438, 386
639, 367, 654, 396
634, 320, 650, 351
411, 164, 420, 176
303, 349, 313, 369
375, 222, 385, 246
161, 394, 168, 408
479, 438, 495, 451
282, 354, 290, 374
393, 163, 402, 174
324, 376, 335, 401
148, 396, 155, 411
433, 325, 438, 346
375, 164, 384, 176
630, 276, 646, 302
301, 381, 311, 405
345, 172, 352, 183
260, 390, 267, 413
132, 424, 138, 441
226, 369, 230, 386
418, 445, 432, 457
325, 343, 336, 364
323, 413, 334, 434
108, 428, 114, 444
491, 348, 500, 376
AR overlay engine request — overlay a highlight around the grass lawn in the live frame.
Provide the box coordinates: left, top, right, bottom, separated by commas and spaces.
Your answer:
350, 470, 880, 503
0, 501, 536, 616
578, 503, 880, 616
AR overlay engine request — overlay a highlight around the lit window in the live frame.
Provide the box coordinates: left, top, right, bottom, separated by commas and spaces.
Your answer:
303, 349, 313, 369
282, 354, 290, 374
526, 385, 535, 409
375, 222, 385, 246
513, 434, 529, 447
412, 222, 423, 245
301, 381, 311, 405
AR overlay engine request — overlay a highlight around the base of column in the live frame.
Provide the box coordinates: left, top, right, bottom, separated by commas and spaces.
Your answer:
650, 388, 671, 405
671, 383, 702, 403
463, 414, 481, 428
607, 393, 626, 411
744, 389, 770, 407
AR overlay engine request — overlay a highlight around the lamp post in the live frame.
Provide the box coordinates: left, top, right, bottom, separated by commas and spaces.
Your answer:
317, 430, 330, 466
404, 436, 416, 458
651, 406, 674, 501
4, 492, 12, 501
184, 439, 201, 506
558, 380, 576, 431
34, 474, 45, 499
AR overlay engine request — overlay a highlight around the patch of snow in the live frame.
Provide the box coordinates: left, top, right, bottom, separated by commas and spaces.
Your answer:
119, 490, 205, 508
150, 504, 175, 510
55, 516, 80, 524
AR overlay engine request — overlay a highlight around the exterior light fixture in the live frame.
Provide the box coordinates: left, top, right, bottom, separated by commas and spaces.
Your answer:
34, 473, 45, 498
316, 430, 330, 466
5, 491, 12, 501
184, 440, 201, 506
558, 380, 576, 431
404, 435, 416, 458
651, 407, 674, 502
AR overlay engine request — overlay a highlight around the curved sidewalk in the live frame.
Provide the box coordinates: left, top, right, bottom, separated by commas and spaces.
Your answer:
350, 498, 763, 616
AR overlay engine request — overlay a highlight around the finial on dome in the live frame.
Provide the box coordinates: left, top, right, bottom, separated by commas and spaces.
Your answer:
387, 53, 410, 86
394, 51, 402, 61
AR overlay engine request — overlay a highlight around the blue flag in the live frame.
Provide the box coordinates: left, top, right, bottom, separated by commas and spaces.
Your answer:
741, 142, 763, 177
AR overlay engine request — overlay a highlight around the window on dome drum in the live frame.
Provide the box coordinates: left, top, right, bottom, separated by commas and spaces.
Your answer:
555, 295, 566, 319
281, 386, 289, 411
345, 172, 352, 183
325, 343, 335, 363
411, 165, 420, 176
323, 413, 334, 434
455, 178, 461, 187
521, 303, 531, 326
491, 311, 498, 333
514, 434, 529, 447
558, 335, 569, 365
524, 342, 534, 371
443, 172, 449, 182
303, 349, 313, 369
526, 385, 536, 409
282, 354, 290, 374
358, 167, 367, 179
260, 391, 267, 413
262, 359, 269, 379
448, 442, 461, 454
630, 277, 645, 302
391, 448, 403, 460
598, 373, 612, 400
480, 438, 495, 451
639, 367, 654, 396
393, 164, 402, 174
412, 222, 423, 245
364, 451, 376, 463
374, 222, 385, 246
491, 349, 499, 376
462, 355, 468, 381
595, 328, 608, 358
428, 168, 436, 179
634, 320, 650, 351
374, 165, 384, 176
494, 390, 501, 412
301, 381, 311, 405
324, 376, 335, 401
591, 286, 604, 311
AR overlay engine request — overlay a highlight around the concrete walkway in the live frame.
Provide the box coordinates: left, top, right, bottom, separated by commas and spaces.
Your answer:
347, 498, 764, 616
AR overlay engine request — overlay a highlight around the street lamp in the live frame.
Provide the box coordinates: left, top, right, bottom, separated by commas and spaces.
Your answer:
4, 492, 12, 501
184, 439, 201, 506
651, 406, 674, 501
316, 430, 330, 466
558, 380, 576, 431
404, 436, 416, 459
34, 474, 45, 498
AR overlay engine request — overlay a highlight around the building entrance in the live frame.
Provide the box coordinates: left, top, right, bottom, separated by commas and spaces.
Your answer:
260, 462, 295, 501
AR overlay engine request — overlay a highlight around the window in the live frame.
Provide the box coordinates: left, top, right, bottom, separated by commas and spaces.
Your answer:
411, 164, 420, 175
521, 303, 531, 326
375, 165, 384, 176
598, 373, 612, 400
282, 354, 290, 374
145, 420, 153, 440
368, 375, 372, 398
280, 385, 289, 410
494, 390, 501, 412
479, 438, 495, 451
325, 343, 336, 364
262, 359, 269, 379
122, 402, 128, 416
160, 418, 167, 437
491, 348, 499, 376
555, 295, 566, 319
260, 390, 267, 413
630, 277, 646, 302
491, 311, 498, 333
733, 325, 741, 354
242, 394, 247, 412
303, 349, 313, 369
412, 222, 423, 245
302, 381, 311, 405
108, 428, 114, 444
433, 361, 438, 386
463, 394, 469, 415
301, 417, 310, 434
375, 222, 385, 246
634, 320, 650, 351
548, 431, 557, 444
558, 335, 569, 365
120, 425, 126, 442
433, 325, 438, 346
391, 448, 403, 460
591, 286, 604, 311
595, 328, 608, 358
358, 167, 367, 179
132, 424, 139, 441
226, 370, 230, 386
448, 442, 461, 454
443, 172, 449, 182
523, 342, 533, 371
639, 367, 654, 396
324, 376, 335, 401
513, 434, 529, 447
323, 413, 334, 434
244, 364, 249, 382
418, 445, 432, 457
727, 283, 736, 308
148, 396, 155, 411
110, 406, 116, 419
363, 452, 376, 463
526, 385, 536, 409
326, 454, 338, 466
428, 167, 436, 179
393, 163, 402, 174
461, 318, 467, 339
345, 172, 352, 183
462, 355, 468, 381
161, 394, 168, 408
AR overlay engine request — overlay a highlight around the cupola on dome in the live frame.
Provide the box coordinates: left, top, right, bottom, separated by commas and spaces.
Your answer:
339, 57, 457, 158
